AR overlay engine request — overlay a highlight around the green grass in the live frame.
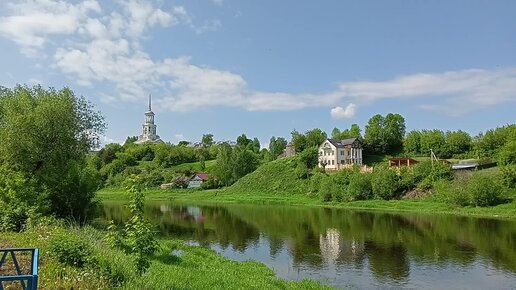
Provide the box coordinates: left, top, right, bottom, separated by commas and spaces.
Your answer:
97, 188, 516, 220
169, 159, 217, 173
1, 224, 329, 290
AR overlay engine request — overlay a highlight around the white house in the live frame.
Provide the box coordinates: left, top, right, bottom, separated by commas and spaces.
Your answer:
318, 138, 363, 170
188, 172, 210, 188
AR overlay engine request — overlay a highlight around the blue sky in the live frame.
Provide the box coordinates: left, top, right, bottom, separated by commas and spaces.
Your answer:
0, 0, 515, 146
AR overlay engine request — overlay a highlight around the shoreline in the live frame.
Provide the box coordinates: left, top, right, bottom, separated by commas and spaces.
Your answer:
97, 188, 516, 220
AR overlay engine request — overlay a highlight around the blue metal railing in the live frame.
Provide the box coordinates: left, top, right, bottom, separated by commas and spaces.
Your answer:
0, 248, 39, 290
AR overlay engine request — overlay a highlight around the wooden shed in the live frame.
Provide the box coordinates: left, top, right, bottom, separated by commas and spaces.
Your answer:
388, 157, 419, 167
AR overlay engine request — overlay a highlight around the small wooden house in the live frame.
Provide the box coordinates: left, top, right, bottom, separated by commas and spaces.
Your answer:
188, 172, 210, 188
388, 157, 418, 167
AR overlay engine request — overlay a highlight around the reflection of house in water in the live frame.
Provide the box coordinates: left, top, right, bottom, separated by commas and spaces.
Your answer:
319, 228, 365, 266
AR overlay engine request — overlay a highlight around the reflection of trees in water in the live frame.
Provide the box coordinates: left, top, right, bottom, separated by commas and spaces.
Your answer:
102, 202, 516, 276
365, 241, 409, 282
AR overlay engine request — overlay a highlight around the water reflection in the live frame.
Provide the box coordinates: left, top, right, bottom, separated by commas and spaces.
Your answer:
102, 202, 516, 289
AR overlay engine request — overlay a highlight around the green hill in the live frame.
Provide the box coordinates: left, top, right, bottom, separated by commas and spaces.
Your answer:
227, 157, 310, 195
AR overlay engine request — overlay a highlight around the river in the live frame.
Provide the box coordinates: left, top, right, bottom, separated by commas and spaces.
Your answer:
102, 202, 516, 289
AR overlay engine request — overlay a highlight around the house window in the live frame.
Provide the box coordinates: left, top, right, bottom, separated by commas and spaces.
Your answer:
331, 151, 334, 155
340, 150, 344, 156
331, 160, 334, 165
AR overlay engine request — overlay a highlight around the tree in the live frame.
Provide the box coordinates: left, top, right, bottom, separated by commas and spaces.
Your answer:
445, 130, 472, 156
124, 136, 138, 145
201, 133, 214, 148
305, 128, 327, 148
403, 130, 421, 155
291, 130, 307, 153
236, 134, 252, 148
364, 114, 405, 154
349, 124, 362, 139
364, 114, 387, 153
97, 143, 123, 165
269, 136, 287, 160
384, 113, 406, 153
178, 140, 190, 146
215, 143, 234, 186
252, 137, 261, 153
420, 130, 446, 157
232, 146, 259, 180
0, 85, 105, 222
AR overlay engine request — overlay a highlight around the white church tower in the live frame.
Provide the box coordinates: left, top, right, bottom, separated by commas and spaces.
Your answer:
135, 95, 163, 144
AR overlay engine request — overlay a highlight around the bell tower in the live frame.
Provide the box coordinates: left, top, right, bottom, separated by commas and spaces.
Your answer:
135, 94, 162, 144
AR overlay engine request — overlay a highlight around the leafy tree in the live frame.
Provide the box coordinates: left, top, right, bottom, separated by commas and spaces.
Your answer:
201, 133, 214, 148
445, 130, 472, 156
269, 136, 287, 160
305, 128, 327, 148
232, 146, 259, 180
403, 130, 421, 155
252, 137, 261, 153
106, 176, 157, 274
420, 129, 446, 157
498, 140, 516, 165
298, 147, 319, 170
291, 129, 307, 153
124, 136, 138, 145
384, 113, 406, 153
332, 124, 362, 140
178, 140, 190, 146
215, 142, 234, 186
236, 134, 252, 148
97, 143, 123, 165
364, 113, 405, 154
0, 85, 105, 222
364, 114, 387, 153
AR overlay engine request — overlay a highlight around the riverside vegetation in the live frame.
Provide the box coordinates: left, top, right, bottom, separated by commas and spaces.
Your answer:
1, 85, 515, 288
0, 85, 326, 289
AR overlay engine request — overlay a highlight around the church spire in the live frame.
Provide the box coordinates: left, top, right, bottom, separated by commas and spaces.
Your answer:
148, 94, 152, 111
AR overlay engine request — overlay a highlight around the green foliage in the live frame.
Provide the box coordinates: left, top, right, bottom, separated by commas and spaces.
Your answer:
371, 167, 400, 200
364, 113, 406, 154
291, 129, 307, 153
269, 136, 288, 160
106, 176, 158, 274
468, 174, 504, 207
347, 172, 373, 200
201, 133, 214, 147
305, 128, 327, 149
500, 165, 516, 188
497, 140, 516, 165
298, 147, 319, 170
473, 124, 516, 158
318, 177, 334, 202
49, 231, 93, 267
0, 85, 105, 222
445, 130, 472, 156
403, 130, 421, 155
309, 172, 327, 195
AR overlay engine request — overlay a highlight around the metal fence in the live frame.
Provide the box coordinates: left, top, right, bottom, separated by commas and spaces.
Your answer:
0, 248, 39, 290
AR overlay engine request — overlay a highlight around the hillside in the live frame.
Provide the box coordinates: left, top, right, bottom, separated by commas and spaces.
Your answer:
227, 157, 310, 195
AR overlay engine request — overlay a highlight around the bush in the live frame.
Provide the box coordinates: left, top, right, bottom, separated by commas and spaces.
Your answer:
371, 167, 400, 200
318, 178, 334, 202
468, 174, 504, 207
500, 165, 516, 188
309, 172, 327, 195
347, 173, 373, 200
49, 232, 93, 267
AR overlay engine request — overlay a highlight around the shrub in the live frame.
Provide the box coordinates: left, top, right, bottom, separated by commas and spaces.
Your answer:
371, 167, 400, 200
49, 232, 93, 267
347, 172, 373, 200
318, 177, 333, 202
468, 174, 504, 207
309, 172, 327, 195
500, 165, 516, 188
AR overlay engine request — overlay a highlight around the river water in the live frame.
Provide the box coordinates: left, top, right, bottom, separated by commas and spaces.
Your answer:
102, 202, 516, 289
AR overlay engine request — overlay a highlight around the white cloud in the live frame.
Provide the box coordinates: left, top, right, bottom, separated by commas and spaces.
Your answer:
331, 104, 357, 119
1, 1, 515, 116
212, 0, 224, 5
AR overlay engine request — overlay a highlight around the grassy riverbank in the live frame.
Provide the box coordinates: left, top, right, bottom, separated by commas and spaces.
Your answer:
1, 222, 328, 290
98, 188, 516, 219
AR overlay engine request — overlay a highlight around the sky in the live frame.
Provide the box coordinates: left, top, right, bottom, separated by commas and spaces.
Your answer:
0, 0, 515, 147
